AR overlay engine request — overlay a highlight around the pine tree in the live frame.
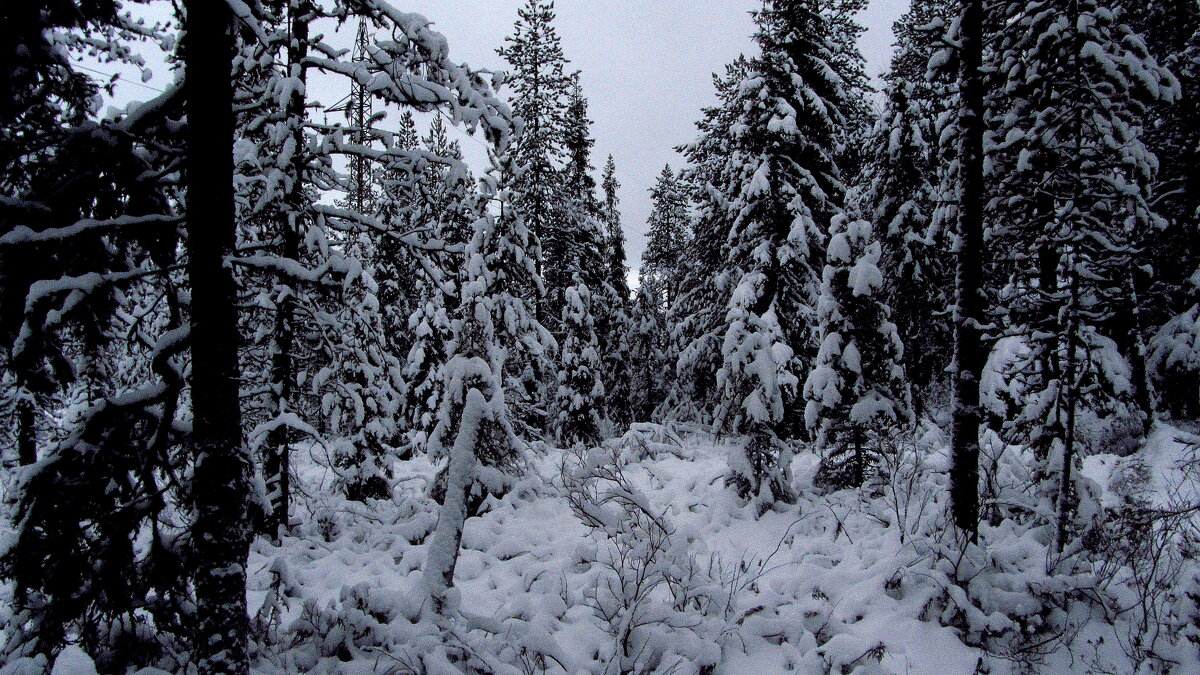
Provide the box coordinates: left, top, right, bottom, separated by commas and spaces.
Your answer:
1, 1, 520, 668
804, 215, 910, 490
988, 0, 1177, 550
561, 81, 609, 289
498, 0, 573, 328
553, 278, 604, 446
640, 165, 691, 310
714, 0, 849, 508
317, 266, 402, 501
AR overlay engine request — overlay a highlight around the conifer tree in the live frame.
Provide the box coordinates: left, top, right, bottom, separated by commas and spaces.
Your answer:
184, 1, 252, 669
862, 0, 955, 419
553, 278, 604, 446
599, 155, 634, 427
1120, 0, 1200, 417
988, 0, 1176, 549
601, 156, 630, 304
668, 57, 751, 424
641, 165, 691, 311
1149, 273, 1200, 419
498, 0, 573, 327
714, 0, 849, 508
0, 6, 195, 663
561, 81, 610, 290
818, 0, 873, 181
399, 117, 478, 455
426, 138, 546, 547
804, 215, 910, 489
424, 210, 526, 612
626, 285, 669, 423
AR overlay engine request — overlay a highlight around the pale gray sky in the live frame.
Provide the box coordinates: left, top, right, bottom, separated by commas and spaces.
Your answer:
94, 0, 911, 281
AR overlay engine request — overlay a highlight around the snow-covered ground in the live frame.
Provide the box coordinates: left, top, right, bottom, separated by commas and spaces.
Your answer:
27, 423, 1200, 674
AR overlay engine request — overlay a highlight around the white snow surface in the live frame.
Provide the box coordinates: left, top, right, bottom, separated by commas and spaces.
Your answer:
241, 434, 994, 674
7, 426, 1196, 674
231, 424, 1200, 675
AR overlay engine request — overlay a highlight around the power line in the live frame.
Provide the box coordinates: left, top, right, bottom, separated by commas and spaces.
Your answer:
73, 61, 166, 93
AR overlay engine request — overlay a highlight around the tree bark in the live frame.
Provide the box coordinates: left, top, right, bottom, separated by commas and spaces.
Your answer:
265, 0, 311, 541
185, 1, 251, 672
16, 394, 35, 465
949, 0, 987, 540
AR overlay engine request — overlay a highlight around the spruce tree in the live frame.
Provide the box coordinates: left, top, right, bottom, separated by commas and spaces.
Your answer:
626, 285, 669, 423
427, 138, 548, 523
599, 155, 634, 428
988, 0, 1177, 549
1149, 273, 1200, 418
862, 0, 956, 419
804, 215, 910, 490
713, 0, 849, 509
553, 278, 604, 446
601, 155, 631, 304
423, 210, 527, 612
498, 0, 573, 328
641, 165, 691, 311
1120, 0, 1200, 417
818, 0, 873, 181
668, 57, 751, 424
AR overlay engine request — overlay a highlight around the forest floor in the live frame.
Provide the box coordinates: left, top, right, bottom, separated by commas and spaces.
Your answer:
235, 422, 1199, 674
15, 422, 1200, 674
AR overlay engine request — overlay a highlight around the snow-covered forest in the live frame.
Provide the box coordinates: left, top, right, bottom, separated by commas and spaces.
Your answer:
3, 0, 1200, 673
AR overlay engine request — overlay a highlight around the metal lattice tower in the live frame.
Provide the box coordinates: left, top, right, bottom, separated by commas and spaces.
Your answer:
327, 19, 374, 214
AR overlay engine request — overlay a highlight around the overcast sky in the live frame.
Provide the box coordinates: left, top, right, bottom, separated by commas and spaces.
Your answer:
98, 1, 911, 282
393, 0, 911, 282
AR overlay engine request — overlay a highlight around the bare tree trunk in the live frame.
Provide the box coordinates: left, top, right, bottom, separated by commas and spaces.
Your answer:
16, 394, 35, 465
264, 0, 311, 541
185, 1, 251, 672
949, 0, 987, 541
1126, 269, 1156, 436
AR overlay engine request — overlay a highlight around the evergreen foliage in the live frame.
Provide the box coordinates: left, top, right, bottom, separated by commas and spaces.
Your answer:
804, 215, 910, 490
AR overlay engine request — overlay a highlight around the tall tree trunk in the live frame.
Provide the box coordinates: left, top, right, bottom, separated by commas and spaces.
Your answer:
16, 394, 35, 465
1127, 265, 1156, 436
949, 0, 987, 540
185, 1, 251, 672
1054, 265, 1081, 557
264, 0, 311, 541
424, 389, 483, 614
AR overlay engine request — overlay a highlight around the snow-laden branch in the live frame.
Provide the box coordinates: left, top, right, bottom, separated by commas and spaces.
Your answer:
0, 214, 181, 246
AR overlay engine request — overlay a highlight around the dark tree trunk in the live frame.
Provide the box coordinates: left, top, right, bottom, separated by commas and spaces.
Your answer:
16, 395, 35, 465
185, 1, 251, 672
1125, 269, 1156, 435
949, 0, 987, 540
264, 0, 311, 541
